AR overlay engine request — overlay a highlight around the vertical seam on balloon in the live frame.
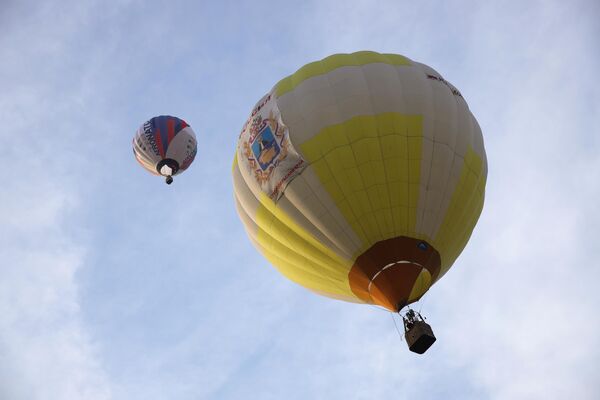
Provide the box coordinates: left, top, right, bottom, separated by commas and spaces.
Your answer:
434, 147, 484, 272
430, 96, 467, 240
390, 63, 420, 236
367, 64, 399, 233
432, 146, 461, 241
446, 169, 483, 261
167, 118, 175, 149
346, 56, 385, 245
390, 64, 409, 238
415, 63, 437, 238
320, 63, 370, 246
417, 68, 435, 237
275, 95, 360, 260
343, 53, 382, 248
386, 61, 414, 235
440, 95, 466, 222
359, 63, 395, 241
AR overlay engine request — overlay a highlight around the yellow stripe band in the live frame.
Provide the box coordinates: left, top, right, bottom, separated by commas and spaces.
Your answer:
433, 145, 486, 275
253, 192, 355, 298
275, 51, 411, 97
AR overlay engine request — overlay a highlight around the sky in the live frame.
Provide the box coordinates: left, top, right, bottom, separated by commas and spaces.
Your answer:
1, 0, 599, 399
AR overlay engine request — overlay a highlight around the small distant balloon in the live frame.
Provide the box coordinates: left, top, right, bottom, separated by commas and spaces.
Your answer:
133, 115, 197, 184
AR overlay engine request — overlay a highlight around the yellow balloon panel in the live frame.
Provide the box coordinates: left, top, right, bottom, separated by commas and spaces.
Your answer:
300, 113, 425, 255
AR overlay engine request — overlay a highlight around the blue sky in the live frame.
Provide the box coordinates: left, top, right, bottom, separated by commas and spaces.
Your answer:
1, 1, 599, 399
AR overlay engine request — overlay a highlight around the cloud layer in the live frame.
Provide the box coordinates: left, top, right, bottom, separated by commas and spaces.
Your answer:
1, 1, 598, 399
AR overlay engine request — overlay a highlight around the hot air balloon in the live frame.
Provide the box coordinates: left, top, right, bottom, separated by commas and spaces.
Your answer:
133, 115, 197, 184
232, 51, 487, 353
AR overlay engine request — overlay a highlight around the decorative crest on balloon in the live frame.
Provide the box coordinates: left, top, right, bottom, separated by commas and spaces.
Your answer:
238, 91, 306, 200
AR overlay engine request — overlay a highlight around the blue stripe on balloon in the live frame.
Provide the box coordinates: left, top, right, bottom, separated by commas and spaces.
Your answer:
150, 116, 186, 155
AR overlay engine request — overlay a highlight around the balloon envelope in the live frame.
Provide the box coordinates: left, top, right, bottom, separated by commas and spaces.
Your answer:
133, 115, 197, 183
232, 51, 487, 312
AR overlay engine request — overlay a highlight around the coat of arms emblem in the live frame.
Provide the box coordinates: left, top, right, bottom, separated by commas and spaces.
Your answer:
238, 91, 306, 201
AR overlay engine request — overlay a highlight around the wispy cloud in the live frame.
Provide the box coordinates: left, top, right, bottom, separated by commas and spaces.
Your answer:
0, 155, 112, 399
1, 1, 598, 399
0, 1, 117, 398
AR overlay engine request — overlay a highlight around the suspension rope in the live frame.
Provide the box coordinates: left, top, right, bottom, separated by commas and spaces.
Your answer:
418, 291, 429, 315
390, 312, 404, 342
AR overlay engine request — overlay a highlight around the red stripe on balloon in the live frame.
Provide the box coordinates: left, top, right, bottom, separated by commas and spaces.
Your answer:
167, 118, 175, 145
155, 128, 165, 158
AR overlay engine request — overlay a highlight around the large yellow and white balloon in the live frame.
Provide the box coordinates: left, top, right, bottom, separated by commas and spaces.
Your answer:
232, 51, 487, 312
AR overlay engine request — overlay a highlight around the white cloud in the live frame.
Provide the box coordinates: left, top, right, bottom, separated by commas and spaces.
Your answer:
1, 1, 598, 399
0, 1, 117, 399
0, 175, 112, 399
